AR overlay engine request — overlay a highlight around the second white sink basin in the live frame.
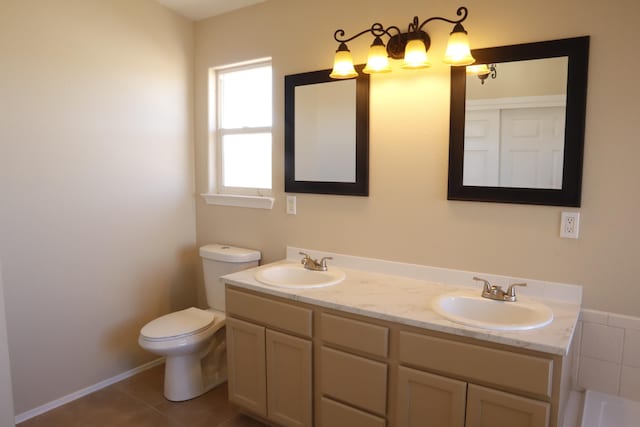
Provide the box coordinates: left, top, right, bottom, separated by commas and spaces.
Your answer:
254, 263, 345, 289
432, 291, 554, 331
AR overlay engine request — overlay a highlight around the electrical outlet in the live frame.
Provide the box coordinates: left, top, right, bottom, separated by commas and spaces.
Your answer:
560, 212, 580, 239
286, 196, 296, 215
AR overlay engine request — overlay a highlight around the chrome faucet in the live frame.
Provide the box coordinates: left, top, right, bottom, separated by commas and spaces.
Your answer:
299, 252, 332, 271
473, 277, 527, 302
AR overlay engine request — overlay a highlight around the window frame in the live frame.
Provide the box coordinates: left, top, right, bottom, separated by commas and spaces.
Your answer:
202, 58, 274, 209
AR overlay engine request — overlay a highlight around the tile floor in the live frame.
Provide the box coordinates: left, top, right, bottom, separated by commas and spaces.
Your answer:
17, 364, 267, 427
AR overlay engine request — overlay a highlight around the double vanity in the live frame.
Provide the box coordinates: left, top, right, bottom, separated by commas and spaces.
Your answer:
221, 248, 581, 427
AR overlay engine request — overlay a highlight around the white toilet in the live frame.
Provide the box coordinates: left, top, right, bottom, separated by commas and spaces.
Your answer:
138, 244, 260, 401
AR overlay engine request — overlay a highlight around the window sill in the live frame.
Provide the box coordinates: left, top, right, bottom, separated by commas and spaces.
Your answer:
201, 193, 275, 210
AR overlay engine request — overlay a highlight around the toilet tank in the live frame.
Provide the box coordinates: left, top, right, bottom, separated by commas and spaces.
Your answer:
199, 244, 261, 312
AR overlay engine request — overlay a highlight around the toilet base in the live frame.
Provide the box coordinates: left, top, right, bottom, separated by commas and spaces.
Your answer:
163, 329, 227, 401
164, 353, 201, 401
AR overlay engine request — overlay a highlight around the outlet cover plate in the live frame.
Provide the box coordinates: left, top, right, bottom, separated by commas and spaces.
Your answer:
560, 212, 580, 238
286, 196, 296, 215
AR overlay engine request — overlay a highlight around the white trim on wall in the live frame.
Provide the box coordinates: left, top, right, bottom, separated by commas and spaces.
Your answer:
201, 193, 275, 209
466, 94, 567, 111
14, 358, 163, 424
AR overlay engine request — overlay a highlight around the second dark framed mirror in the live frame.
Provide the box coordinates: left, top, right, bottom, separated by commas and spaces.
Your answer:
448, 36, 590, 206
285, 66, 369, 196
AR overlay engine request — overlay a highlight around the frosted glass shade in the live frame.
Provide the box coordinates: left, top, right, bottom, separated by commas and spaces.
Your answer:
363, 42, 391, 74
402, 39, 431, 69
443, 30, 475, 66
466, 64, 490, 75
330, 48, 358, 79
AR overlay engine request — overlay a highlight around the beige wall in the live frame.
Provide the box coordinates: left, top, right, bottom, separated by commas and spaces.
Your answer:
0, 0, 196, 415
194, 0, 640, 316
0, 264, 15, 426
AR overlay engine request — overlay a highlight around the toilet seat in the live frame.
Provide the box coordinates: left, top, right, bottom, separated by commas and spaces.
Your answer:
140, 307, 216, 342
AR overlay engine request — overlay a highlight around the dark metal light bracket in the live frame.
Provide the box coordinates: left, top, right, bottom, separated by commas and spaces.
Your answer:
387, 31, 430, 59
478, 63, 497, 84
333, 6, 469, 60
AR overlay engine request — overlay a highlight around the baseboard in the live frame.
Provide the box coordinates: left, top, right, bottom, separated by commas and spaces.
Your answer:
14, 358, 164, 424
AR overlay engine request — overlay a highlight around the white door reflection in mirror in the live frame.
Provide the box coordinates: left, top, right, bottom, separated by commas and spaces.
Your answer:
500, 106, 565, 188
463, 109, 499, 186
294, 80, 356, 183
463, 57, 568, 189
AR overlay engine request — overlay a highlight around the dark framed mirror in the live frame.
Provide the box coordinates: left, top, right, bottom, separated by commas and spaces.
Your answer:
448, 36, 589, 206
285, 66, 369, 196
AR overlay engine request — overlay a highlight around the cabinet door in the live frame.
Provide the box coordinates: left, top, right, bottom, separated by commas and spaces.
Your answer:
396, 366, 466, 427
466, 384, 550, 427
226, 317, 267, 418
266, 329, 312, 427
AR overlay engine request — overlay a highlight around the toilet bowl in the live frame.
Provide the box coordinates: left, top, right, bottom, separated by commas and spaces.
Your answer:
138, 244, 260, 401
139, 307, 226, 401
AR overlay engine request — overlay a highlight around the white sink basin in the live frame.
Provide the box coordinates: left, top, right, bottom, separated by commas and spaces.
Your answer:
432, 291, 553, 331
254, 263, 345, 289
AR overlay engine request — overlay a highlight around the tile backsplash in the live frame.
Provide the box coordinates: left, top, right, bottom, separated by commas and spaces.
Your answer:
575, 309, 640, 401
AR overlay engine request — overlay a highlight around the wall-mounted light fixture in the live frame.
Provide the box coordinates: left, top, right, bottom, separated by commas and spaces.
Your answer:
330, 6, 475, 79
466, 63, 497, 84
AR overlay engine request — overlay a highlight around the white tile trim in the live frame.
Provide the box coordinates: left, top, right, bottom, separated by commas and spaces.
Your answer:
620, 365, 640, 401
14, 358, 163, 424
580, 322, 624, 363
609, 313, 640, 331
578, 355, 621, 395
575, 309, 640, 402
580, 309, 609, 324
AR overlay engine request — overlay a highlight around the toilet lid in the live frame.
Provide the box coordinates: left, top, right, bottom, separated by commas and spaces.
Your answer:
140, 307, 215, 340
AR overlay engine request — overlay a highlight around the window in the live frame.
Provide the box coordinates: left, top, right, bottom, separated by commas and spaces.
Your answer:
203, 59, 273, 209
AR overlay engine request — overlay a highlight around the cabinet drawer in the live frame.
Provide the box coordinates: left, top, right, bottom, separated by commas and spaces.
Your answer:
320, 346, 387, 416
398, 331, 553, 398
320, 313, 388, 358
321, 397, 386, 427
226, 287, 312, 337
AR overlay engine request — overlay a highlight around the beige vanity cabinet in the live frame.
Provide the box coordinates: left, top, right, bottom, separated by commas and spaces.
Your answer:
396, 331, 554, 427
226, 288, 313, 427
224, 284, 571, 427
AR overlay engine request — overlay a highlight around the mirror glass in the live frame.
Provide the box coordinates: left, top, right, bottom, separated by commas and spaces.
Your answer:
285, 67, 369, 196
464, 57, 568, 189
294, 80, 356, 182
448, 37, 589, 206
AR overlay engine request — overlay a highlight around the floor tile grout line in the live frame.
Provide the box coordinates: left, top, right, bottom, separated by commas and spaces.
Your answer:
108, 381, 177, 422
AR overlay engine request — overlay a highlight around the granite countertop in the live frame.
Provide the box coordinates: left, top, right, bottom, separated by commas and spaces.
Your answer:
222, 250, 582, 356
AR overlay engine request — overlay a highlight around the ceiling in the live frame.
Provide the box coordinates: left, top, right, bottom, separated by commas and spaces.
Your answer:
156, 0, 267, 21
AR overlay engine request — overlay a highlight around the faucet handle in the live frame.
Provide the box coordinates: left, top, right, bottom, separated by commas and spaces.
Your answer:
473, 277, 492, 294
506, 282, 527, 298
319, 257, 333, 269
299, 252, 311, 264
